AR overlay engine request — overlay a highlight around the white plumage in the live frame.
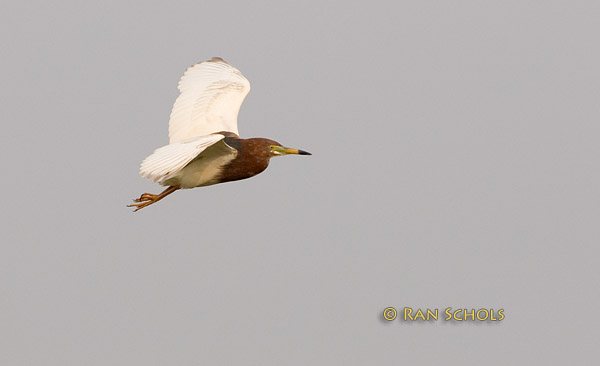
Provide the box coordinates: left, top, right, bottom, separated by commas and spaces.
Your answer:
168, 58, 250, 142
139, 57, 250, 187
140, 134, 226, 184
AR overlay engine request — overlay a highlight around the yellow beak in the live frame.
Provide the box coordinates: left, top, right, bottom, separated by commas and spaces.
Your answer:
272, 146, 312, 156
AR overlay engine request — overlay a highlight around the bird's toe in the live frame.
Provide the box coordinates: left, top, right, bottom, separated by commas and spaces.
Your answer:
134, 193, 157, 203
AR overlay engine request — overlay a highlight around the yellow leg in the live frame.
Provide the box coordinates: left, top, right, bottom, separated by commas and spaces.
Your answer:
128, 186, 179, 212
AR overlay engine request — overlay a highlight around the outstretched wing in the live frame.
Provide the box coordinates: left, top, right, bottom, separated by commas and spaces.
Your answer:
139, 134, 226, 184
168, 57, 251, 143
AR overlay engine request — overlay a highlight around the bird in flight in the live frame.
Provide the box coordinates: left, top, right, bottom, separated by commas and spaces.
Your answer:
129, 57, 311, 212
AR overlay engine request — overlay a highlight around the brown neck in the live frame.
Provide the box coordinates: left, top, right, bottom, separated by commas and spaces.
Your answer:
217, 138, 272, 183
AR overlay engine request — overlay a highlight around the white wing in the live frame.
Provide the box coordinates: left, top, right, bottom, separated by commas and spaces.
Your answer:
140, 134, 225, 184
168, 57, 251, 143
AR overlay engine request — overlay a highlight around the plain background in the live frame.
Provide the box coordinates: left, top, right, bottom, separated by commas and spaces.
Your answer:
2, 0, 599, 364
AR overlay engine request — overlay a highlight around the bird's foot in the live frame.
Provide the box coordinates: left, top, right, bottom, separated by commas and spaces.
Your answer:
127, 193, 159, 212
134, 193, 157, 203
127, 186, 180, 212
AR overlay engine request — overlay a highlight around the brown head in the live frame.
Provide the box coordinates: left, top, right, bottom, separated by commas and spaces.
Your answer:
218, 137, 311, 184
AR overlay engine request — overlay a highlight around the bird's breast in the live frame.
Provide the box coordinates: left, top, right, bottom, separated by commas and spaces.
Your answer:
216, 154, 270, 184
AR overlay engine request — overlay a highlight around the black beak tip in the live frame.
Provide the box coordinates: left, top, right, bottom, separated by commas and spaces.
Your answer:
298, 150, 312, 155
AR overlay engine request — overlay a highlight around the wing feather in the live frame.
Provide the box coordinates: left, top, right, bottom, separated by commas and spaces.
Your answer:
168, 57, 250, 143
139, 134, 225, 184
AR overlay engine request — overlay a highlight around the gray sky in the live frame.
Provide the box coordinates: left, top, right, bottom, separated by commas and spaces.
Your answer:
2, 0, 599, 364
